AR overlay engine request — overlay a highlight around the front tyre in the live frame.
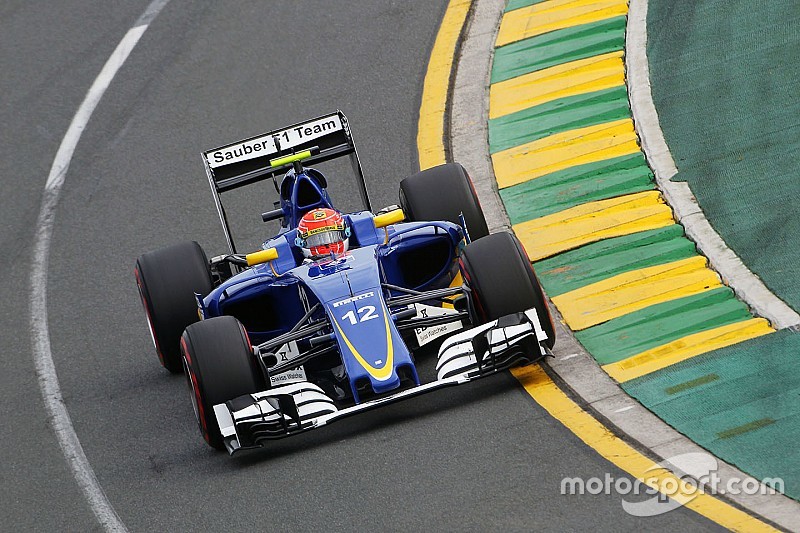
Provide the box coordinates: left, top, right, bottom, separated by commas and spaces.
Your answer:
181, 316, 264, 450
134, 241, 213, 373
399, 162, 489, 241
459, 232, 555, 349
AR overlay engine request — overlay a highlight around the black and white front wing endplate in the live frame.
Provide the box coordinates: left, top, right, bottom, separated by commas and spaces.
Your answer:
214, 308, 551, 454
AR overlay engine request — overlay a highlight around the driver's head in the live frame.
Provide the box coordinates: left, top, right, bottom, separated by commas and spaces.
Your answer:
296, 208, 350, 258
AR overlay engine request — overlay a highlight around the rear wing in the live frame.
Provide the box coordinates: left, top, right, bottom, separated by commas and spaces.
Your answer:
202, 111, 370, 253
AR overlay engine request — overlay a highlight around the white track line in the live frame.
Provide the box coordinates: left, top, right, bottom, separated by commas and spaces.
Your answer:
626, 0, 800, 330
29, 1, 170, 531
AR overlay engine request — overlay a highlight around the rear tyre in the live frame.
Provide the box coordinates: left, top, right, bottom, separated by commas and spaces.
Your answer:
459, 232, 555, 348
134, 241, 213, 373
181, 316, 264, 450
399, 162, 489, 241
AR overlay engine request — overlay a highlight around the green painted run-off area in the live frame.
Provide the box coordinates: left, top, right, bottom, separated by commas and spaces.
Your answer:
623, 331, 800, 498
632, 0, 800, 500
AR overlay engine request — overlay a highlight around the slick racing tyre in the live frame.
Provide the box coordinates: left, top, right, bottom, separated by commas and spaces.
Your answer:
135, 241, 213, 373
399, 162, 489, 241
459, 232, 555, 349
181, 316, 264, 450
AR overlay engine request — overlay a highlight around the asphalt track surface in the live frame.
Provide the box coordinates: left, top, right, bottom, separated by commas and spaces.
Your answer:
2, 1, 723, 530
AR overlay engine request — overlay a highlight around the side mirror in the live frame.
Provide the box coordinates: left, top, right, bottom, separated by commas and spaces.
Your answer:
373, 209, 405, 229
245, 248, 279, 266
261, 208, 284, 222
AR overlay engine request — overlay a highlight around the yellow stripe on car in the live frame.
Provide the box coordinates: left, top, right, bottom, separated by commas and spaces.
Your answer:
269, 149, 312, 168
374, 209, 405, 228
246, 248, 279, 266
332, 306, 395, 381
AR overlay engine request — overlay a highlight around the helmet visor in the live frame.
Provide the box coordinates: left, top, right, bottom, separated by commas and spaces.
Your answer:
305, 229, 347, 248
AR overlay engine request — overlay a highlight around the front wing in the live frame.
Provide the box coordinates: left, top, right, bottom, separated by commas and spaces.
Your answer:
214, 308, 550, 454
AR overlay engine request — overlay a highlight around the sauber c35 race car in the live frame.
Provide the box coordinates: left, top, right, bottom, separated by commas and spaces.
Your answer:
134, 111, 556, 454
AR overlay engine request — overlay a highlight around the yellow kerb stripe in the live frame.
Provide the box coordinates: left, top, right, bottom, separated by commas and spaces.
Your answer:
489, 51, 625, 119
511, 365, 778, 532
497, 0, 629, 47
492, 119, 640, 189
603, 318, 775, 382
417, 0, 472, 170
552, 256, 721, 331
513, 190, 674, 261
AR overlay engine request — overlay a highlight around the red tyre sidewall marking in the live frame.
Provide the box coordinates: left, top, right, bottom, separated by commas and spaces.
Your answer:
459, 257, 488, 323
239, 323, 262, 389
515, 239, 555, 335
239, 323, 252, 349
465, 171, 484, 212
180, 336, 210, 443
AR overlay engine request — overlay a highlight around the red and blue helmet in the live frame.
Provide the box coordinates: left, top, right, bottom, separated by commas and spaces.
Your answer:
296, 208, 350, 258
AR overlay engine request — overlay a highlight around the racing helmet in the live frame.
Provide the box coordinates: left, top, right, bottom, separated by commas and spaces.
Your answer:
296, 208, 350, 258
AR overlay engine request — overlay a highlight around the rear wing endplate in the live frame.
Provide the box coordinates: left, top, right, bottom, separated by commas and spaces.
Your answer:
201, 111, 370, 253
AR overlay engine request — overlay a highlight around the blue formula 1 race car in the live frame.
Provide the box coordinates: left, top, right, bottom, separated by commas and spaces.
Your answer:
134, 112, 556, 454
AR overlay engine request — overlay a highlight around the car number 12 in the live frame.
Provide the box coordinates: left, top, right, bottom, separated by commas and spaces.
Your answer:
341, 305, 378, 325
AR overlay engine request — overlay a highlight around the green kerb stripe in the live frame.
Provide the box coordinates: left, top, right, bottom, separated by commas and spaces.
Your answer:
505, 0, 549, 12
489, 86, 631, 153
501, 153, 654, 223
492, 16, 626, 83
535, 225, 694, 295
574, 288, 753, 365
535, 225, 690, 296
